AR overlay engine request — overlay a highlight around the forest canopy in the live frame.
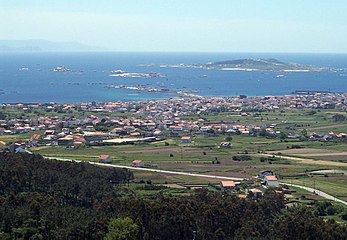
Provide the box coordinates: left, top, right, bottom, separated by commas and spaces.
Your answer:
0, 153, 346, 240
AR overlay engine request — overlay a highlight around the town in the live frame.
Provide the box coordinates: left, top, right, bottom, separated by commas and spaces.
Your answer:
1, 91, 346, 150
0, 91, 346, 206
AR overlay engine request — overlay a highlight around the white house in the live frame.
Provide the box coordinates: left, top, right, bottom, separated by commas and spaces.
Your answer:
259, 170, 274, 179
265, 175, 279, 188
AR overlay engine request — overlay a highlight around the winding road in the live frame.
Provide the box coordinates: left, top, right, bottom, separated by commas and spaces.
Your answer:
46, 156, 243, 181
282, 183, 347, 206
45, 156, 347, 206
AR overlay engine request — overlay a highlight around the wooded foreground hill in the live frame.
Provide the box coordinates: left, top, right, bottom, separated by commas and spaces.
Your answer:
0, 153, 346, 240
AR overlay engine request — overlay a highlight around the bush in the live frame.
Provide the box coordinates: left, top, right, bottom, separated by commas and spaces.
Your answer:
232, 155, 252, 161
332, 114, 346, 122
225, 136, 233, 141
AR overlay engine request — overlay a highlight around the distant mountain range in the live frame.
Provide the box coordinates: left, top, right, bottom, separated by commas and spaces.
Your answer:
0, 40, 101, 52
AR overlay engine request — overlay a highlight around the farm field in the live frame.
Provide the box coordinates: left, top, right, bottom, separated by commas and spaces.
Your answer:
1, 106, 347, 203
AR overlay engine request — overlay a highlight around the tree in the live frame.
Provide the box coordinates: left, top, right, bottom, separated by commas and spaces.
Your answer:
225, 136, 233, 141
301, 129, 308, 138
105, 217, 138, 240
279, 132, 287, 140
332, 114, 346, 122
0, 111, 6, 120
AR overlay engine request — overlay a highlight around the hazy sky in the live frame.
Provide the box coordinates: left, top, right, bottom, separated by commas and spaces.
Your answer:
1, 0, 347, 52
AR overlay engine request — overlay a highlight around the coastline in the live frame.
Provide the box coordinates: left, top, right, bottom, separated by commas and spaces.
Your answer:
1, 90, 346, 105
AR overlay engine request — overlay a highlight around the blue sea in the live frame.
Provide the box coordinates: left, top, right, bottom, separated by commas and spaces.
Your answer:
0, 52, 346, 103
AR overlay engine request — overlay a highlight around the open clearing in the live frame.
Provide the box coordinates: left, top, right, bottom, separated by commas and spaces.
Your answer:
268, 148, 347, 161
256, 153, 347, 167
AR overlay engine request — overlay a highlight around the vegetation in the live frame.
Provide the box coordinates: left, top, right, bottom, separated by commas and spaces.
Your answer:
105, 217, 138, 240
0, 153, 346, 239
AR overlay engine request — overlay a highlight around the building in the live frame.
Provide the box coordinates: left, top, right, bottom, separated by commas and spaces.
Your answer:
153, 130, 163, 136
99, 155, 112, 163
9, 143, 30, 154
44, 130, 55, 135
132, 160, 144, 168
181, 136, 192, 143
259, 170, 274, 179
30, 134, 41, 146
248, 188, 263, 200
220, 181, 236, 191
219, 142, 232, 148
57, 136, 74, 146
0, 141, 6, 149
265, 175, 279, 188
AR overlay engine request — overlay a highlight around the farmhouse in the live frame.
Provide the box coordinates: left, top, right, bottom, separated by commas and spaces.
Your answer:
0, 141, 6, 147
181, 136, 192, 143
153, 130, 163, 136
57, 136, 74, 146
248, 188, 263, 200
30, 134, 41, 146
220, 181, 236, 191
259, 170, 274, 179
264, 175, 279, 188
132, 160, 144, 168
99, 155, 112, 163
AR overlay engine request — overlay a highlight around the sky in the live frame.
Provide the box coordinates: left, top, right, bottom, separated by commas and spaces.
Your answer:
1, 0, 347, 53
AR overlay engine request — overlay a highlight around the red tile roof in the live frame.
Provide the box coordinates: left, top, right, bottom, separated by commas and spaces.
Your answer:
132, 160, 143, 164
221, 181, 235, 187
265, 176, 278, 181
99, 155, 111, 160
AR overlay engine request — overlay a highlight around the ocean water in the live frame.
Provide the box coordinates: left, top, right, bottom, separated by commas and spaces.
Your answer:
0, 52, 346, 103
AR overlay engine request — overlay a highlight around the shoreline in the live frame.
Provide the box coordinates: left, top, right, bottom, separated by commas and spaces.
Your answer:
0, 90, 346, 105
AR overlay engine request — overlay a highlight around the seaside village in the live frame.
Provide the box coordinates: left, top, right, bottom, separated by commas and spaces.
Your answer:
1, 92, 347, 198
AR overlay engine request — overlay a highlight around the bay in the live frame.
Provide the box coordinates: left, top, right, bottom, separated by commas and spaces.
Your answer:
0, 52, 346, 103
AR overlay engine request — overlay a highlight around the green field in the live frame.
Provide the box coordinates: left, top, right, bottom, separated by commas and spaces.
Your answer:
1, 107, 347, 202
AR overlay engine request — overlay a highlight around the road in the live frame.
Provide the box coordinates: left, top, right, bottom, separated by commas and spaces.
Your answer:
45, 156, 244, 181
282, 183, 347, 206
45, 156, 347, 205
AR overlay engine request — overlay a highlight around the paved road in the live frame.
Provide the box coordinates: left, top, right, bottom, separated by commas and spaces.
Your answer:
45, 157, 244, 181
282, 183, 347, 206
45, 156, 346, 205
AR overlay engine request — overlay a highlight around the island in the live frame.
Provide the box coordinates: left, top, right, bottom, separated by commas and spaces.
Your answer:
104, 84, 200, 97
140, 58, 334, 72
53, 65, 71, 72
109, 69, 166, 78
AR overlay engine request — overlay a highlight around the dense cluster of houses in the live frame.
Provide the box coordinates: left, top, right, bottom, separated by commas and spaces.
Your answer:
0, 92, 346, 152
